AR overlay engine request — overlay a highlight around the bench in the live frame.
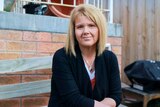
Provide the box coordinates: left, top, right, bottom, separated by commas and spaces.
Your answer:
122, 87, 160, 107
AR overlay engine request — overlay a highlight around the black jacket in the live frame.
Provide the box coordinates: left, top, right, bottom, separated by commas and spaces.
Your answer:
48, 47, 122, 107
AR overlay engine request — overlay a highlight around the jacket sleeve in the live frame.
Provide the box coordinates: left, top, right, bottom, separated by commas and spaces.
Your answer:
51, 49, 94, 107
106, 51, 122, 106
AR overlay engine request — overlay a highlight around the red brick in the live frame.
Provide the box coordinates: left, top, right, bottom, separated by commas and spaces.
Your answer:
52, 33, 67, 42
112, 46, 121, 55
119, 64, 122, 74
51, 43, 64, 52
21, 42, 37, 52
117, 55, 122, 65
22, 97, 49, 107
0, 41, 6, 50
22, 75, 50, 82
37, 42, 52, 53
32, 69, 52, 75
0, 30, 22, 40
107, 37, 122, 46
0, 75, 21, 85
36, 32, 52, 42
6, 41, 22, 51
36, 93, 50, 97
0, 52, 21, 60
21, 53, 38, 58
25, 93, 50, 97
23, 31, 37, 41
37, 42, 64, 53
0, 98, 20, 107
14, 69, 52, 75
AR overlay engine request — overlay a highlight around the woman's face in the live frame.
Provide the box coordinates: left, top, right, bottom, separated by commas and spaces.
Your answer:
75, 15, 99, 48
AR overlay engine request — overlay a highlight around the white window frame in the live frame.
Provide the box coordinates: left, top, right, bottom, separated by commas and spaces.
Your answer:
85, 0, 113, 23
108, 0, 113, 23
0, 0, 4, 11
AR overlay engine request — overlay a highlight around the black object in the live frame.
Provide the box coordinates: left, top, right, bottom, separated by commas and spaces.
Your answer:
34, 5, 47, 15
124, 60, 160, 92
148, 99, 160, 107
23, 2, 47, 15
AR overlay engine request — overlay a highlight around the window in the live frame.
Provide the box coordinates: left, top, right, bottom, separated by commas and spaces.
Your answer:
85, 0, 113, 23
10, 0, 113, 23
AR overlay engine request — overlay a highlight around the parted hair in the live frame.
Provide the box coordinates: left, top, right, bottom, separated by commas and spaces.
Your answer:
65, 4, 107, 56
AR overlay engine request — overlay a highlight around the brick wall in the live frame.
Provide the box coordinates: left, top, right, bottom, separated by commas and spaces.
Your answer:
0, 29, 122, 107
108, 37, 122, 71
0, 29, 65, 107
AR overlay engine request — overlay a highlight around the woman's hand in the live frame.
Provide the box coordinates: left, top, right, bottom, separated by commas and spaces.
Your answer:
94, 100, 111, 107
100, 98, 116, 107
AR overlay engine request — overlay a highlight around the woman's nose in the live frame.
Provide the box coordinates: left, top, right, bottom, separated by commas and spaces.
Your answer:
83, 26, 89, 34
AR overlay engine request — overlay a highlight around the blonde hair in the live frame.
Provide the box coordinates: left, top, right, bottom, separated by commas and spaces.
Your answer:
65, 4, 107, 56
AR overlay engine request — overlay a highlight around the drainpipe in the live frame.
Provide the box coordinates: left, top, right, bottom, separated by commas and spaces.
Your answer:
0, 0, 4, 11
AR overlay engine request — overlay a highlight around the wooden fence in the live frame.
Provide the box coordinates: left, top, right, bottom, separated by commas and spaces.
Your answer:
112, 0, 160, 83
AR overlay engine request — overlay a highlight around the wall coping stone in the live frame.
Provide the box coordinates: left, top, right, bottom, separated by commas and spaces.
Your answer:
0, 12, 123, 37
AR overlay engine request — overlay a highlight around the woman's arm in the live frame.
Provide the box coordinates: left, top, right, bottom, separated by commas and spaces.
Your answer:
104, 51, 122, 106
51, 49, 94, 107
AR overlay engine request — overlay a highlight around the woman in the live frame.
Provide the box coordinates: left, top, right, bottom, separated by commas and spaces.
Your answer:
48, 4, 122, 107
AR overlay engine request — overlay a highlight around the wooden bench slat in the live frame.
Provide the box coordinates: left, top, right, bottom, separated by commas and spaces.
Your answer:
0, 79, 51, 99
0, 56, 52, 73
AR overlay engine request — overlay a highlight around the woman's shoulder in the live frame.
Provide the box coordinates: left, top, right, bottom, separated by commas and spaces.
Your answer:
103, 49, 116, 56
54, 47, 65, 55
53, 47, 67, 59
102, 50, 117, 60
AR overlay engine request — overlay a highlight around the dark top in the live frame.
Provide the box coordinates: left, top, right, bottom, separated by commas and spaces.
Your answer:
48, 46, 122, 107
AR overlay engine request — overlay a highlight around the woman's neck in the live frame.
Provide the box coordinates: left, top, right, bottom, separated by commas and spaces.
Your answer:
79, 45, 96, 58
80, 46, 96, 71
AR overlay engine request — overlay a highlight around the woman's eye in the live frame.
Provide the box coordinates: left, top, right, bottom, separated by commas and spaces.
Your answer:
89, 24, 96, 27
76, 25, 83, 29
